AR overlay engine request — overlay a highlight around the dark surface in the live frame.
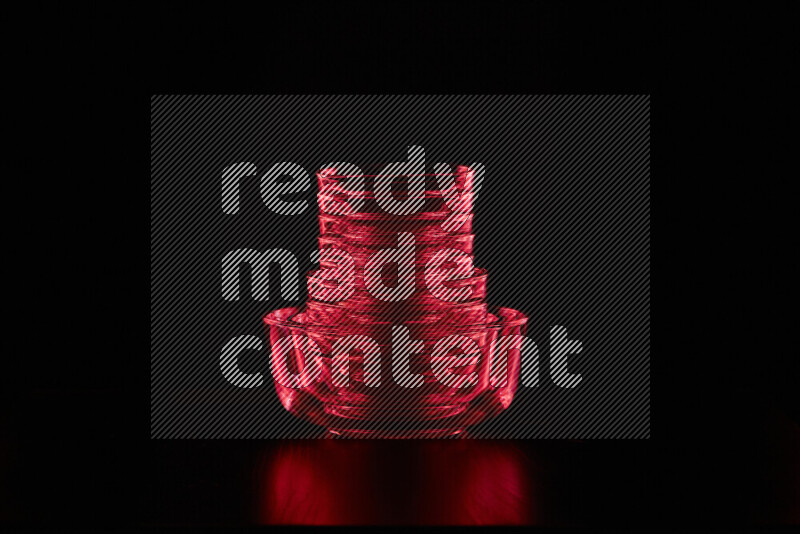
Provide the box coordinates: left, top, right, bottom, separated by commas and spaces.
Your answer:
2, 391, 798, 526
144, 439, 650, 527
142, 399, 800, 527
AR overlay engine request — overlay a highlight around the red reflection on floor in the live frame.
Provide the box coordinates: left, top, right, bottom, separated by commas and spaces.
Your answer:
256, 438, 535, 525
416, 440, 533, 525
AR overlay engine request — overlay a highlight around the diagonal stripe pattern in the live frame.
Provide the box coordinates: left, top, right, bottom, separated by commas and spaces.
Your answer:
151, 95, 649, 439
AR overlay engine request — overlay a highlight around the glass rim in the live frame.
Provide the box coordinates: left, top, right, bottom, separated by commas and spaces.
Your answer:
318, 211, 472, 222
307, 266, 489, 283
317, 164, 472, 179
318, 232, 475, 247
263, 305, 527, 334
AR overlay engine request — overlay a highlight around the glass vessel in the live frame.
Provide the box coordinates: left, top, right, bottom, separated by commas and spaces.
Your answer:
263, 165, 528, 437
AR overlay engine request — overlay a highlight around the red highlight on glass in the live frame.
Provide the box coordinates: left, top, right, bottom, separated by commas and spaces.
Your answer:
264, 164, 528, 437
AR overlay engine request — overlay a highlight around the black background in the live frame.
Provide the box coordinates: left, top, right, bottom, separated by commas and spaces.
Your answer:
3, 2, 797, 528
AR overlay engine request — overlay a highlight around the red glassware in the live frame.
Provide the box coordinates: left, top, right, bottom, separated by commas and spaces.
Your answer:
264, 306, 527, 437
307, 268, 489, 306
319, 211, 474, 237
263, 164, 527, 437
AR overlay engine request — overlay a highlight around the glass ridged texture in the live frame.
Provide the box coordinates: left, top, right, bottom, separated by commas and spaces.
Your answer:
264, 165, 528, 437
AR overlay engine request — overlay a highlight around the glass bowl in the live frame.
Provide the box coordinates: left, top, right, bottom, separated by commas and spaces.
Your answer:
263, 306, 527, 438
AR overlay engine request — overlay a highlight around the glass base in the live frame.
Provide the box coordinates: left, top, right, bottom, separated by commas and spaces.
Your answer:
326, 427, 466, 439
